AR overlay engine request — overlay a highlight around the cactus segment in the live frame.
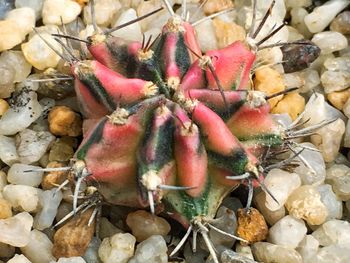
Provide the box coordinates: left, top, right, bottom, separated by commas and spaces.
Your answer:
72, 60, 158, 118
205, 42, 255, 90
87, 34, 142, 77
173, 106, 208, 197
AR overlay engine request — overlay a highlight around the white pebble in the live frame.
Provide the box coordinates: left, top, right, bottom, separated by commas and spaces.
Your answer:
17, 129, 55, 164
21, 229, 55, 263
7, 163, 43, 187
128, 235, 168, 263
296, 235, 319, 263
0, 171, 7, 191
83, 0, 122, 27
263, 169, 301, 211
83, 237, 100, 263
312, 31, 348, 54
299, 69, 320, 93
268, 215, 307, 249
99, 233, 136, 263
321, 70, 350, 93
312, 220, 350, 248
286, 185, 328, 226
3, 184, 41, 212
326, 164, 350, 201
252, 242, 303, 263
195, 19, 217, 52
34, 189, 63, 230
0, 20, 24, 52
290, 7, 312, 38
0, 135, 19, 165
42, 0, 81, 25
8, 254, 32, 263
0, 51, 32, 83
294, 142, 326, 185
304, 0, 349, 33
21, 32, 63, 70
111, 8, 143, 42
318, 184, 343, 220
5, 7, 36, 36
0, 212, 33, 247
0, 90, 43, 135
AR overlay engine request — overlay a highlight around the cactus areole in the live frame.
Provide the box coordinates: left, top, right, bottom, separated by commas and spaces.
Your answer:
70, 13, 287, 230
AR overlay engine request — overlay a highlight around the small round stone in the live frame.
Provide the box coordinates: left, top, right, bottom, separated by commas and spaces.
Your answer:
5, 7, 36, 36
41, 161, 69, 190
7, 254, 32, 263
286, 185, 328, 225
312, 219, 350, 248
330, 11, 350, 34
271, 92, 305, 120
254, 191, 286, 226
2, 185, 41, 212
311, 31, 348, 55
48, 106, 82, 137
326, 164, 350, 201
128, 235, 168, 263
252, 242, 303, 263
98, 233, 136, 263
0, 51, 32, 83
236, 208, 268, 245
327, 89, 350, 110
126, 210, 171, 242
268, 215, 307, 248
83, 0, 122, 27
213, 19, 246, 49
42, 0, 82, 25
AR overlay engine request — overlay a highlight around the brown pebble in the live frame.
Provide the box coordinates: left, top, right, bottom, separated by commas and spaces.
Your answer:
330, 11, 350, 35
126, 210, 171, 242
236, 208, 268, 245
0, 99, 9, 116
327, 89, 350, 110
48, 106, 82, 137
271, 92, 305, 120
41, 161, 69, 190
0, 198, 12, 219
254, 67, 285, 108
52, 208, 95, 258
213, 18, 246, 49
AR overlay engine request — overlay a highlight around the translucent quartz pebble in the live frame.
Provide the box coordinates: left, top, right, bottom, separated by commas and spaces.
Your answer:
83, 0, 121, 27
7, 163, 44, 187
16, 129, 55, 164
330, 11, 350, 34
3, 184, 42, 212
0, 51, 32, 83
20, 229, 55, 263
263, 169, 301, 211
304, 0, 349, 33
195, 19, 218, 52
0, 212, 33, 247
42, 0, 81, 25
312, 31, 348, 54
268, 215, 307, 248
296, 235, 319, 263
294, 142, 326, 185
7, 254, 32, 263
301, 93, 346, 162
254, 191, 285, 226
0, 90, 43, 135
312, 220, 350, 248
22, 32, 63, 70
220, 249, 256, 263
34, 189, 63, 230
251, 242, 303, 263
326, 164, 350, 201
321, 70, 350, 93
126, 210, 170, 242
317, 184, 343, 220
286, 185, 328, 225
0, 135, 19, 165
111, 8, 142, 42
98, 233, 136, 263
313, 244, 350, 263
128, 235, 168, 263
290, 7, 312, 38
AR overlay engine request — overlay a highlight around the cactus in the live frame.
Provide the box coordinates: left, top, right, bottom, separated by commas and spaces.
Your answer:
36, 1, 325, 262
